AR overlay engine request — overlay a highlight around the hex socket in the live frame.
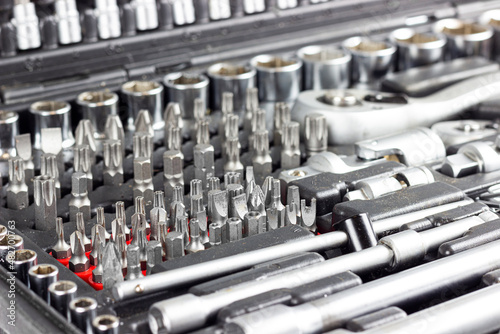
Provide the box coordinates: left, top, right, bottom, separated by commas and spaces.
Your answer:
28, 264, 59, 303
9, 249, 38, 286
479, 10, 500, 61
29, 101, 75, 150
0, 234, 24, 263
92, 314, 120, 334
0, 110, 19, 162
76, 91, 119, 139
297, 45, 351, 90
121, 81, 164, 131
69, 297, 98, 334
163, 72, 209, 120
49, 280, 77, 320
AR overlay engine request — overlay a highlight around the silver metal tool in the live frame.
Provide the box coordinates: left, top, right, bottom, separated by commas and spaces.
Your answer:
146, 240, 163, 275
171, 0, 195, 25
33, 175, 57, 231
297, 45, 351, 90
69, 172, 91, 222
252, 130, 272, 185
40, 154, 61, 199
48, 280, 77, 320
434, 19, 493, 59
249, 108, 266, 150
76, 212, 92, 252
266, 179, 285, 230
104, 115, 125, 154
209, 222, 223, 246
194, 142, 215, 195
114, 234, 128, 277
30, 101, 74, 150
150, 191, 167, 241
250, 54, 302, 103
77, 91, 118, 139
281, 121, 301, 169
75, 119, 97, 165
15, 134, 34, 189
50, 217, 72, 260
115, 201, 131, 241
431, 120, 498, 148
93, 314, 120, 334
185, 218, 205, 254
0, 226, 6, 241
274, 102, 290, 145
73, 145, 93, 192
247, 183, 265, 215
9, 249, 37, 287
208, 0, 231, 20
304, 113, 327, 157
103, 140, 124, 186
95, 0, 121, 39
226, 217, 243, 242
132, 0, 159, 30
133, 157, 154, 206
7, 157, 29, 210
102, 242, 124, 289
166, 231, 185, 260
164, 102, 184, 143
133, 131, 154, 171
244, 87, 259, 133
292, 71, 500, 145
12, 0, 41, 50
208, 190, 228, 242
135, 109, 155, 137
389, 28, 446, 70
224, 137, 244, 175
121, 81, 164, 131
28, 264, 59, 303
243, 0, 265, 14
163, 72, 209, 120
125, 244, 144, 280
0, 234, 23, 262
191, 187, 208, 244
40, 128, 65, 179
69, 297, 97, 334
0, 110, 19, 173
243, 211, 265, 237
55, 0, 81, 44
480, 10, 500, 61
89, 225, 105, 266
207, 62, 257, 112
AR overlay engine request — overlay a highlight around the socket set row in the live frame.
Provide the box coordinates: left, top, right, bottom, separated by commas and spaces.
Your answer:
5, 1, 500, 334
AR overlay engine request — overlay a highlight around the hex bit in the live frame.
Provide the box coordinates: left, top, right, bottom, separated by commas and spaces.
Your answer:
73, 145, 93, 191
69, 231, 90, 273
209, 222, 223, 246
102, 140, 124, 186
252, 130, 272, 185
163, 150, 184, 205
166, 231, 185, 260
76, 212, 92, 252
50, 217, 72, 260
133, 157, 154, 206
125, 244, 144, 281
15, 134, 34, 190
69, 172, 91, 222
7, 157, 29, 210
281, 121, 301, 169
146, 240, 163, 275
244, 211, 266, 237
34, 175, 57, 231
227, 217, 243, 242
40, 153, 61, 199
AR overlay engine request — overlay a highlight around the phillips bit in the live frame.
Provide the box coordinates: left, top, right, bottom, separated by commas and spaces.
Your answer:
146, 240, 163, 275
40, 128, 65, 180
192, 98, 207, 139
194, 143, 215, 196
103, 140, 124, 186
69, 172, 91, 223
135, 109, 155, 137
115, 201, 131, 241
163, 150, 184, 205
164, 103, 183, 136
150, 191, 167, 241
281, 121, 301, 169
219, 92, 234, 139
226, 217, 243, 242
248, 183, 266, 216
224, 137, 244, 176
75, 119, 97, 165
196, 119, 210, 145
96, 207, 111, 241
115, 233, 128, 276
244, 211, 266, 237
252, 130, 272, 185
50, 217, 72, 260
305, 113, 328, 157
76, 212, 92, 252
15, 134, 34, 189
104, 115, 125, 156
300, 198, 317, 232
125, 244, 144, 280
131, 200, 148, 245
69, 231, 90, 273
287, 185, 301, 220
40, 153, 61, 199
91, 239, 104, 285
133, 158, 154, 206
209, 222, 223, 246
249, 108, 267, 149
7, 157, 29, 210
73, 145, 93, 191
102, 241, 124, 290
274, 102, 291, 145
244, 87, 259, 132
185, 218, 205, 254
166, 231, 185, 260
34, 175, 57, 231
246, 166, 255, 189
133, 132, 154, 170
165, 126, 183, 158
89, 225, 105, 266
284, 204, 297, 226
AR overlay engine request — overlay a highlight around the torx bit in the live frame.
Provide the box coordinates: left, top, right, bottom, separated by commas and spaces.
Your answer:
194, 143, 215, 196
274, 102, 291, 145
40, 153, 61, 199
150, 191, 167, 241
96, 207, 111, 241
244, 87, 259, 132
250, 108, 266, 141
281, 121, 301, 169
50, 217, 72, 260
196, 119, 210, 145
300, 198, 317, 232
15, 134, 34, 189
219, 92, 234, 139
134, 196, 151, 234
115, 233, 127, 276
90, 225, 105, 266
7, 157, 29, 210
207, 176, 220, 192
244, 211, 265, 237
170, 184, 185, 216
76, 212, 92, 252
166, 231, 185, 260
69, 172, 91, 223
248, 183, 266, 216
73, 145, 93, 191
125, 244, 144, 280
252, 130, 272, 185
104, 115, 125, 155
102, 140, 124, 186
224, 113, 239, 144
40, 127, 65, 178
224, 137, 244, 176
163, 150, 184, 205
135, 109, 155, 137
305, 113, 328, 157
159, 223, 168, 260
191, 193, 208, 244
226, 217, 243, 242
133, 132, 154, 169
189, 179, 203, 212
133, 157, 154, 206
165, 126, 183, 158
131, 202, 148, 246
185, 218, 205, 254
75, 119, 97, 165
284, 204, 297, 226
209, 222, 223, 246
146, 240, 163, 275
102, 241, 124, 289
225, 172, 241, 186
34, 175, 57, 231
115, 201, 131, 241
69, 231, 90, 273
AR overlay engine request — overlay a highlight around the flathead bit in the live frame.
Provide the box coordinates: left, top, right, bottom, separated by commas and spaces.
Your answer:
209, 222, 223, 246
102, 242, 124, 289
252, 130, 272, 185
34, 175, 57, 231
185, 218, 205, 254
246, 166, 255, 189
262, 176, 273, 208
146, 240, 163, 275
244, 87, 259, 132
224, 137, 244, 176
89, 225, 105, 266
69, 231, 90, 273
76, 212, 92, 252
73, 145, 93, 191
196, 119, 210, 145
305, 114, 328, 157
287, 185, 301, 220
115, 233, 128, 276
266, 206, 284, 230
133, 132, 154, 169
150, 191, 167, 241
194, 143, 215, 194
134, 109, 155, 137
103, 140, 124, 186
208, 190, 228, 237
40, 153, 61, 199
7, 157, 29, 210
163, 150, 184, 205
166, 126, 183, 156
50, 217, 72, 260
75, 119, 97, 164
115, 201, 131, 241
248, 184, 266, 216
244, 211, 265, 237
226, 217, 243, 242
284, 204, 297, 226
219, 92, 234, 138
300, 198, 317, 232
133, 158, 154, 206
104, 115, 125, 155
69, 172, 91, 223
96, 207, 111, 241
166, 231, 185, 260
230, 193, 248, 221
274, 102, 291, 145
125, 244, 144, 280
270, 179, 285, 211
15, 134, 34, 188
281, 121, 301, 169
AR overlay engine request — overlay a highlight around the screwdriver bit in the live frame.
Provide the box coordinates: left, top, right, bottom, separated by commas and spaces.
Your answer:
164, 102, 184, 143
305, 113, 328, 157
244, 87, 259, 132
69, 172, 91, 223
40, 153, 61, 199
131, 203, 148, 246
146, 240, 163, 275
166, 231, 185, 260
281, 121, 301, 169
185, 218, 205, 254
230, 193, 248, 221
252, 130, 272, 185
115, 233, 128, 276
225, 172, 242, 186
287, 185, 301, 220
190, 179, 203, 210
103, 140, 124, 186
209, 190, 228, 226
137, 228, 148, 271
174, 208, 189, 246
250, 108, 266, 144
90, 225, 105, 266
262, 176, 274, 208
191, 191, 208, 244
163, 150, 184, 205
165, 126, 183, 157
75, 119, 97, 165
7, 158, 29, 210
50, 217, 72, 260
115, 201, 131, 241
73, 145, 93, 191
159, 223, 168, 260
134, 109, 155, 137
274, 102, 291, 145
208, 176, 221, 192
196, 119, 210, 145
15, 134, 34, 189
104, 115, 125, 155
125, 244, 144, 281
194, 98, 206, 122
194, 143, 215, 196
209, 222, 223, 246
224, 114, 239, 144
284, 204, 298, 226
40, 128, 65, 178
226, 217, 243, 242
219, 92, 234, 139
34, 175, 57, 231
102, 242, 124, 290
170, 184, 186, 216
69, 231, 90, 273
300, 198, 317, 232
224, 137, 244, 176
76, 212, 92, 252
96, 207, 111, 241
246, 166, 255, 189
133, 132, 154, 169
248, 183, 266, 215
270, 179, 285, 213
150, 191, 168, 241
133, 157, 154, 206
244, 211, 266, 237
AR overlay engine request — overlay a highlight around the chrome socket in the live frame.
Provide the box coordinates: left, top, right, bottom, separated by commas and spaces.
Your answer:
434, 19, 493, 59
48, 280, 77, 320
163, 72, 209, 120
390, 28, 447, 70
76, 91, 119, 139
69, 297, 98, 334
29, 101, 75, 150
480, 10, 500, 61
0, 110, 19, 174
121, 81, 164, 131
297, 45, 351, 90
28, 264, 59, 303
93, 314, 120, 334
8, 249, 37, 287
0, 234, 24, 262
